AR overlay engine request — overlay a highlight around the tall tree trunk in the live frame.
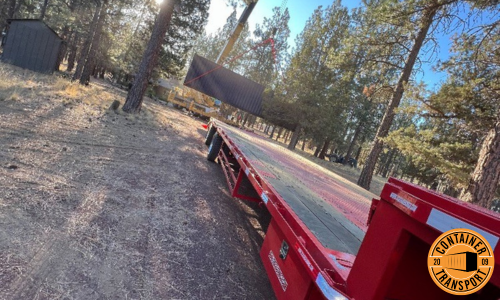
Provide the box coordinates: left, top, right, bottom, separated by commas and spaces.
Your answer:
252, 116, 257, 128
80, 2, 107, 85
7, 0, 17, 18
8, 0, 19, 19
287, 124, 301, 150
284, 131, 290, 142
99, 66, 106, 79
381, 148, 396, 178
242, 113, 249, 127
376, 148, 389, 175
345, 120, 363, 163
73, 3, 102, 81
269, 126, 276, 139
357, 5, 438, 190
123, 0, 178, 112
313, 145, 321, 157
301, 139, 306, 151
55, 26, 70, 71
390, 154, 402, 178
121, 3, 149, 62
461, 121, 500, 209
355, 145, 363, 161
67, 32, 79, 72
40, 0, 49, 20
3, 0, 19, 30
276, 127, 283, 140
318, 139, 331, 160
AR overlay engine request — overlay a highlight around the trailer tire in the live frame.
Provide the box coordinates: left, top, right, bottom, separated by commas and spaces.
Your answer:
205, 124, 217, 146
207, 133, 223, 162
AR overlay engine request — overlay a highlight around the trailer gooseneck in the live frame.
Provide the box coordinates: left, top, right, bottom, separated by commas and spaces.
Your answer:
204, 119, 500, 300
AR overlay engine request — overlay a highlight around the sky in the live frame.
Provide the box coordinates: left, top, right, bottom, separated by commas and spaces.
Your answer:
202, 0, 493, 89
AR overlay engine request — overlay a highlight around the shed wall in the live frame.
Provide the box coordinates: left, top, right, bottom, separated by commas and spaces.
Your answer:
2, 21, 62, 74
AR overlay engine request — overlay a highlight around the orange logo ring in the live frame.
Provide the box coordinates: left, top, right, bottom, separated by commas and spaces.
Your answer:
428, 228, 495, 295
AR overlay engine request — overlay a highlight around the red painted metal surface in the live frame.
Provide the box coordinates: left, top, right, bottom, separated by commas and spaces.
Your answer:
347, 178, 500, 300
218, 147, 261, 203
210, 120, 362, 299
207, 120, 500, 300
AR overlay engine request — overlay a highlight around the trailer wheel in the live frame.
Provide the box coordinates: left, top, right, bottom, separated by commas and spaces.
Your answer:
207, 133, 223, 162
205, 124, 217, 146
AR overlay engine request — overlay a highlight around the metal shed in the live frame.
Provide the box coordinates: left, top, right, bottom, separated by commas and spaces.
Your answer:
1, 19, 62, 74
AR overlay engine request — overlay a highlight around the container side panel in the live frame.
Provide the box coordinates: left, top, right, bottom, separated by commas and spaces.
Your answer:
184, 54, 264, 116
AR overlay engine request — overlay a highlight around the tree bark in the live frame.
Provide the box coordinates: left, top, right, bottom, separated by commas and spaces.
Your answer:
7, 0, 16, 18
301, 139, 306, 151
461, 121, 500, 208
73, 3, 102, 81
345, 120, 363, 163
381, 148, 396, 177
390, 154, 402, 178
40, 0, 50, 20
55, 26, 70, 71
284, 131, 290, 142
80, 2, 107, 85
287, 124, 301, 150
67, 32, 79, 72
357, 5, 438, 190
313, 146, 321, 157
269, 126, 276, 139
3, 0, 20, 30
242, 113, 249, 126
276, 127, 283, 140
318, 139, 331, 160
123, 0, 178, 113
355, 145, 363, 161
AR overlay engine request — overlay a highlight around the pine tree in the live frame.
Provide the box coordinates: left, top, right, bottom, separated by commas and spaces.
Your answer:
269, 1, 351, 150
122, 0, 179, 113
357, 0, 456, 190
157, 0, 210, 78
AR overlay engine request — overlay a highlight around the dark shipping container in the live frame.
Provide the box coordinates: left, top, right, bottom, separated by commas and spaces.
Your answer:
184, 54, 264, 116
443, 251, 477, 272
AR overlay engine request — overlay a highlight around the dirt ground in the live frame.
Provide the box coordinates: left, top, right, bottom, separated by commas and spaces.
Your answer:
0, 63, 274, 299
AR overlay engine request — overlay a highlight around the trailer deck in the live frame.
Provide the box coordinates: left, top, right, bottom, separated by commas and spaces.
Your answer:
206, 119, 500, 300
218, 122, 372, 255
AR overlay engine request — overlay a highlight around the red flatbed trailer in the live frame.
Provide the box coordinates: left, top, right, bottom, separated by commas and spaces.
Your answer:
204, 119, 500, 300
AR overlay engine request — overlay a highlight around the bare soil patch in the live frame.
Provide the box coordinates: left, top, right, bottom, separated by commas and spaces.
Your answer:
0, 63, 274, 300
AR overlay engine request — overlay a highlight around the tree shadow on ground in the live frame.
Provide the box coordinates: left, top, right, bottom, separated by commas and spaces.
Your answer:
0, 67, 275, 300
